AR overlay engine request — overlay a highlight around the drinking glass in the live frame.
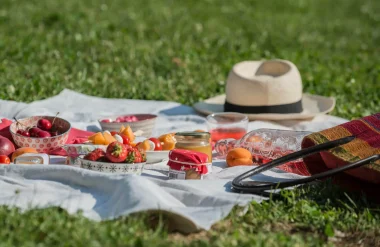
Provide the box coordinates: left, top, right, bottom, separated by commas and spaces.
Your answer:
206, 112, 249, 143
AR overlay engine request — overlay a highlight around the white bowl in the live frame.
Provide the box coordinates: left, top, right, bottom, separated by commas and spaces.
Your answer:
146, 150, 170, 163
79, 158, 145, 175
98, 114, 157, 137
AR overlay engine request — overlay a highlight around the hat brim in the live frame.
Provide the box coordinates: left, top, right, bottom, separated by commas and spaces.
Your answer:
193, 93, 335, 121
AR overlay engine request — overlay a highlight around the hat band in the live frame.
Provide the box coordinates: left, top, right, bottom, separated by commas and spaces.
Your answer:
224, 99, 303, 114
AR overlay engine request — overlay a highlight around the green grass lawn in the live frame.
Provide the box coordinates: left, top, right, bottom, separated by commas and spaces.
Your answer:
0, 0, 379, 246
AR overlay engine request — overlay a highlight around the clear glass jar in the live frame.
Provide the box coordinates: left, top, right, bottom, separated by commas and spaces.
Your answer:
174, 132, 213, 162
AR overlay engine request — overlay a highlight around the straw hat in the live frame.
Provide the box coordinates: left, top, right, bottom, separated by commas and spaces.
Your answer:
193, 59, 335, 120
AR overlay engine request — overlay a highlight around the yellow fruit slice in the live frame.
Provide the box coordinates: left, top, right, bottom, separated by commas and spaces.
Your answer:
121, 126, 135, 142
158, 133, 176, 150
88, 132, 106, 145
158, 133, 175, 143
119, 125, 126, 133
103, 132, 117, 145
162, 141, 175, 151
137, 140, 151, 151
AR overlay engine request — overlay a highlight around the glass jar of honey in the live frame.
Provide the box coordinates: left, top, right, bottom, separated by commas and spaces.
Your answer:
174, 132, 213, 162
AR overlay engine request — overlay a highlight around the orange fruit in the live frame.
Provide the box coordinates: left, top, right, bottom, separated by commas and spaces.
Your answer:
137, 140, 153, 151
119, 125, 126, 133
121, 126, 135, 142
194, 129, 206, 132
162, 141, 175, 151
158, 133, 176, 150
88, 132, 106, 145
11, 147, 38, 162
103, 132, 117, 145
226, 148, 253, 167
158, 133, 175, 143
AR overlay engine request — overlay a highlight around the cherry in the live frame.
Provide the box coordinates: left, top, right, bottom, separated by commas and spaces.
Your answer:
17, 130, 30, 137
37, 130, 51, 138
29, 127, 42, 137
50, 130, 59, 136
37, 118, 52, 131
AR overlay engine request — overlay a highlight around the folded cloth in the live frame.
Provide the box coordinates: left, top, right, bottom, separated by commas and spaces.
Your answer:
0, 118, 94, 156
301, 113, 380, 199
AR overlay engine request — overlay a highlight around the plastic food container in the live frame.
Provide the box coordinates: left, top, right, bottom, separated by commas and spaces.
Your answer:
167, 149, 212, 180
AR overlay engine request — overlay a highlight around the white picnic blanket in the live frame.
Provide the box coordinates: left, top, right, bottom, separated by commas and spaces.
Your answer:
0, 89, 348, 233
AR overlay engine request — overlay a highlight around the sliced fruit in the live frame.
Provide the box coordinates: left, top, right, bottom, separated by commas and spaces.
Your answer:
120, 125, 135, 142
119, 125, 126, 133
162, 141, 175, 151
158, 133, 175, 143
103, 132, 117, 145
158, 133, 176, 151
88, 132, 106, 145
137, 139, 154, 151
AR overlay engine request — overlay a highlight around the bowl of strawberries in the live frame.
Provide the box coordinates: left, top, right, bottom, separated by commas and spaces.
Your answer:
10, 115, 71, 153
79, 141, 146, 174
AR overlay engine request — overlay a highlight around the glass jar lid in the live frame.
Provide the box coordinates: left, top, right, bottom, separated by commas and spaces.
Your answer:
175, 131, 210, 139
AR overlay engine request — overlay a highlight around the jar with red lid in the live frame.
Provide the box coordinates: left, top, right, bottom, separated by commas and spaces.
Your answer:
167, 149, 212, 180
174, 132, 212, 162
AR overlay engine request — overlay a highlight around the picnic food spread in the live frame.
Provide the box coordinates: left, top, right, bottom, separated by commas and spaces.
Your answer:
2, 112, 378, 185
0, 113, 312, 178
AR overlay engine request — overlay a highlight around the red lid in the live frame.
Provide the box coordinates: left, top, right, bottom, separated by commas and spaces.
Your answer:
167, 149, 210, 175
169, 149, 209, 164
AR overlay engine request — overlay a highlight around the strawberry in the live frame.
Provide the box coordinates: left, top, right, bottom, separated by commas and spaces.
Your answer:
84, 148, 105, 161
106, 141, 128, 163
125, 147, 143, 163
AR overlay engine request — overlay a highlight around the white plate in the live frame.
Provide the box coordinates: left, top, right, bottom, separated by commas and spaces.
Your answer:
145, 150, 170, 163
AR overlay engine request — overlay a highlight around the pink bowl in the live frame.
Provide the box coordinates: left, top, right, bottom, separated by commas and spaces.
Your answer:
10, 116, 71, 153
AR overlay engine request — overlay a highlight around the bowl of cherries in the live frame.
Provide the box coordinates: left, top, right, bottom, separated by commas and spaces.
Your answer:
10, 115, 71, 152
